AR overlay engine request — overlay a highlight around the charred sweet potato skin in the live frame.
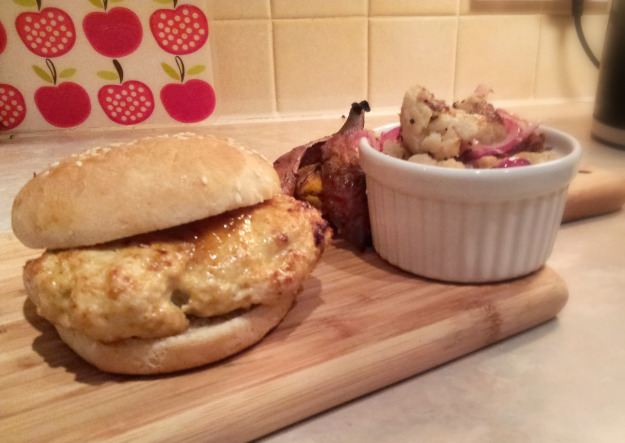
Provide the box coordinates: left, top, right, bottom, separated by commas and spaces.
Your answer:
273, 101, 373, 250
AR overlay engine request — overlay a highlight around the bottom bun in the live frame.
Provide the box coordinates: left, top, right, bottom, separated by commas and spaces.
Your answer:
56, 291, 296, 375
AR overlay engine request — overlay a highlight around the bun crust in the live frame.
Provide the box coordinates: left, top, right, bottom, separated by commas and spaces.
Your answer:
12, 133, 280, 250
55, 290, 296, 375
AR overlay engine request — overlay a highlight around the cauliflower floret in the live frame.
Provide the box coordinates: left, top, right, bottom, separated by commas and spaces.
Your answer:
408, 153, 437, 166
474, 151, 553, 169
475, 155, 500, 169
453, 91, 506, 144
408, 153, 465, 169
400, 86, 462, 160
400, 85, 441, 154
420, 128, 462, 160
437, 158, 466, 169
475, 121, 507, 145
395, 85, 547, 170
474, 151, 554, 169
400, 85, 507, 162
512, 151, 553, 164
383, 139, 410, 159
400, 86, 435, 143
429, 112, 479, 142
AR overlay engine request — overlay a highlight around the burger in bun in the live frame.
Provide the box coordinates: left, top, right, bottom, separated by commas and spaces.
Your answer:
12, 133, 331, 374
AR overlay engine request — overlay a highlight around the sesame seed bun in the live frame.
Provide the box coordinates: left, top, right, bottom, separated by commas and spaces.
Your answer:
11, 133, 281, 250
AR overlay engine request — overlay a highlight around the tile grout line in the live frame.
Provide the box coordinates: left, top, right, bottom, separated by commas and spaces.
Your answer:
531, 13, 543, 101
366, 0, 371, 103
452, 5, 461, 101
269, 0, 280, 116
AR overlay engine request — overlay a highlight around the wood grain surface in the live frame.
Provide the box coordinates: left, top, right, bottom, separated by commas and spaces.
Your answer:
1, 231, 568, 442
563, 165, 625, 222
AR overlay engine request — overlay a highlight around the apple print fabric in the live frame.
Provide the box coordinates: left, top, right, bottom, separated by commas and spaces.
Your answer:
150, 4, 208, 55
83, 6, 142, 58
15, 7, 76, 57
0, 20, 7, 54
0, 0, 217, 133
98, 59, 155, 124
0, 84, 27, 130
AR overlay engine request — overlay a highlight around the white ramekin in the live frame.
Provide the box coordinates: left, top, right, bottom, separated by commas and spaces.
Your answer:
359, 124, 582, 283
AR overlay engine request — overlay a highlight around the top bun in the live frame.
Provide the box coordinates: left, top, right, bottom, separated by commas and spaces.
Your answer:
12, 133, 281, 250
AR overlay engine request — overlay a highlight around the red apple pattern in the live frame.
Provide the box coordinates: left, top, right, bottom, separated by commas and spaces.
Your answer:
0, 20, 7, 54
83, 4, 142, 58
97, 59, 154, 125
2, 1, 216, 130
161, 79, 214, 123
33, 59, 91, 128
36, 82, 91, 127
160, 56, 215, 123
0, 84, 27, 130
15, 7, 76, 57
150, 2, 208, 55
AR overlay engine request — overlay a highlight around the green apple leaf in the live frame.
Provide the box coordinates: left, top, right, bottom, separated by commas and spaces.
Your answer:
13, 0, 38, 7
187, 65, 206, 76
33, 65, 53, 84
58, 68, 76, 79
88, 0, 103, 9
153, 0, 172, 3
97, 70, 119, 80
162, 63, 181, 81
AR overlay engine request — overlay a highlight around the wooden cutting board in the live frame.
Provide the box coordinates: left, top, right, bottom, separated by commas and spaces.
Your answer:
2, 163, 623, 442
562, 165, 625, 222
0, 231, 567, 442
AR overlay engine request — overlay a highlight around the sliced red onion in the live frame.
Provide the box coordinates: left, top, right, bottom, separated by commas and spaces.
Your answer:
463, 110, 539, 161
379, 126, 401, 151
474, 84, 493, 97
